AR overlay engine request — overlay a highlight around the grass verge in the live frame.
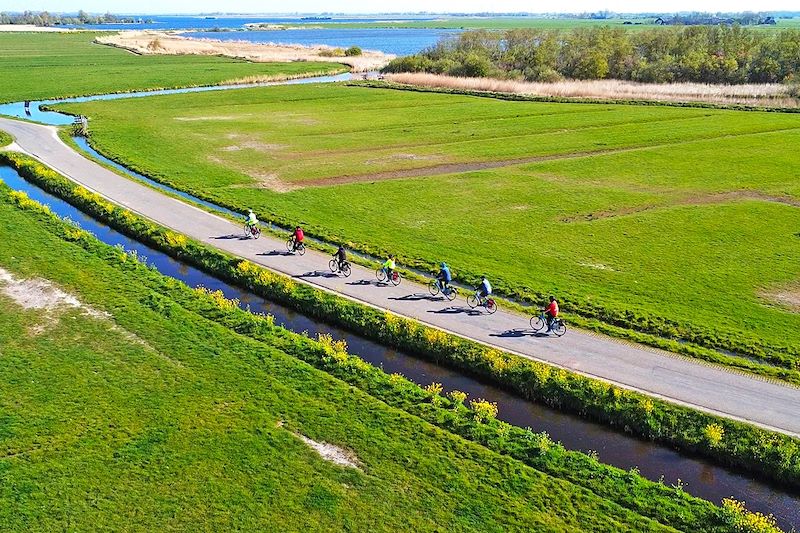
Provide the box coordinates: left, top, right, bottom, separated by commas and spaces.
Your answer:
2, 150, 798, 496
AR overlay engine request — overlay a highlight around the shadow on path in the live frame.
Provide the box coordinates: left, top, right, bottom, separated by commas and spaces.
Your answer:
390, 293, 443, 302
490, 328, 550, 339
214, 234, 249, 241
348, 279, 382, 287
259, 250, 294, 257
296, 270, 339, 279
428, 306, 483, 317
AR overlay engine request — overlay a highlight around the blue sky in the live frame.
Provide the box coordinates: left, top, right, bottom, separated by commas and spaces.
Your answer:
4, 0, 798, 14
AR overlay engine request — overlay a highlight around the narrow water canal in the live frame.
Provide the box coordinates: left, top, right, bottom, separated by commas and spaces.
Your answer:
2, 164, 798, 529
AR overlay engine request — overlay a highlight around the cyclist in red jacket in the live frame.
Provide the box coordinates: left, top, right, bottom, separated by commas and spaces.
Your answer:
291, 226, 304, 252
545, 296, 559, 331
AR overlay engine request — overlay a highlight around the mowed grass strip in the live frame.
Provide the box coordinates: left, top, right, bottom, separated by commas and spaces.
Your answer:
0, 32, 345, 103
57, 84, 800, 361
0, 193, 678, 531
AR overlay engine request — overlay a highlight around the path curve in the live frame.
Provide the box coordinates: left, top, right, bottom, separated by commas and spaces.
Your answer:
2, 116, 800, 437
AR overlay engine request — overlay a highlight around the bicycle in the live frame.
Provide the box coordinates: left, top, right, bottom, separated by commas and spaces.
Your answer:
428, 278, 458, 301
329, 258, 352, 277
467, 290, 497, 314
286, 238, 306, 255
243, 223, 261, 239
376, 267, 401, 286
530, 311, 567, 337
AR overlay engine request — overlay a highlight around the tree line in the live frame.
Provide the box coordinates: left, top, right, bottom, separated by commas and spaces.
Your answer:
383, 26, 800, 84
0, 10, 149, 26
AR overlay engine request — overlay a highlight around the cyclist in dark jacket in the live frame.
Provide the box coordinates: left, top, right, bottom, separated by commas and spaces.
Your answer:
333, 245, 347, 270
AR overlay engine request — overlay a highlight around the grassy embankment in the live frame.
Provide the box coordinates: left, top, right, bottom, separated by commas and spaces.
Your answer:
3, 150, 799, 499
0, 32, 345, 103
57, 83, 800, 375
0, 131, 10, 147
0, 175, 691, 532
0, 156, 782, 532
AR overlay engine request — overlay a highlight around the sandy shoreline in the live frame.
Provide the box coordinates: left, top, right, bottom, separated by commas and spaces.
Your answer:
96, 31, 393, 72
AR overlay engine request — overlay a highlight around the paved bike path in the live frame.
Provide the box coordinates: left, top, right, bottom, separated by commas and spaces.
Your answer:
2, 117, 799, 437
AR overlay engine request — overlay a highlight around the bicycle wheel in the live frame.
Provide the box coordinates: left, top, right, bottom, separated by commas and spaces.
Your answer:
467, 294, 479, 309
530, 315, 545, 332
329, 259, 338, 273
445, 287, 458, 302
286, 239, 294, 253
486, 298, 498, 314
376, 268, 387, 282
297, 243, 306, 256
428, 279, 440, 296
243, 224, 251, 238
553, 320, 567, 337
341, 262, 352, 278
390, 271, 401, 286
252, 227, 261, 240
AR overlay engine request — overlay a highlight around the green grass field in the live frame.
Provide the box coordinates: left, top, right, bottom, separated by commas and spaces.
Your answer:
56, 83, 800, 362
0, 32, 345, 103
0, 131, 10, 147
0, 182, 687, 531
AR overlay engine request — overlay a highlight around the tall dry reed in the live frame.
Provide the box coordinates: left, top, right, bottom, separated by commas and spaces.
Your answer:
384, 73, 799, 108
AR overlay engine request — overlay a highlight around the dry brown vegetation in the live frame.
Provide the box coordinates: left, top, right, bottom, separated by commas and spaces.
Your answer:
96, 31, 393, 72
384, 72, 800, 108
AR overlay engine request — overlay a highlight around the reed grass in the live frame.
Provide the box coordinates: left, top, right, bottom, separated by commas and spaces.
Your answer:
385, 72, 800, 107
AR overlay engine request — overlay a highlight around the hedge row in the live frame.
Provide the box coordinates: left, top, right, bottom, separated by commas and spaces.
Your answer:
0, 164, 781, 533
2, 152, 798, 492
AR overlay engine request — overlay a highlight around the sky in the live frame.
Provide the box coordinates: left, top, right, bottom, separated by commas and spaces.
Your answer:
3, 0, 799, 14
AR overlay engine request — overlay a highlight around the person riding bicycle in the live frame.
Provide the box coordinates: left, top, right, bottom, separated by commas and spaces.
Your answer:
290, 225, 304, 252
381, 254, 396, 280
437, 262, 452, 292
245, 209, 258, 229
477, 275, 492, 301
333, 245, 347, 270
545, 295, 559, 331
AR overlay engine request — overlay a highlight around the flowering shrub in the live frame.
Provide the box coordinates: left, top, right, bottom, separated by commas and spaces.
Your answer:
469, 399, 498, 423
721, 498, 780, 533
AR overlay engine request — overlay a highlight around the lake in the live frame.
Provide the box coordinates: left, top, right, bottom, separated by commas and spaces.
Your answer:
68, 15, 461, 55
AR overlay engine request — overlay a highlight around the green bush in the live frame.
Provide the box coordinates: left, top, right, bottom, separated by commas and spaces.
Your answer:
344, 45, 362, 57
319, 47, 346, 57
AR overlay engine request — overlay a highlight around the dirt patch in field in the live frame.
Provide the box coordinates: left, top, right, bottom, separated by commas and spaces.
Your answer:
761, 284, 800, 312
295, 432, 362, 470
220, 141, 286, 153
300, 150, 614, 188
0, 267, 107, 317
364, 153, 440, 165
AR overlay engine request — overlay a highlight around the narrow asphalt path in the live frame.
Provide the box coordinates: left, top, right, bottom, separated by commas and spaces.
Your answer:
2, 116, 800, 437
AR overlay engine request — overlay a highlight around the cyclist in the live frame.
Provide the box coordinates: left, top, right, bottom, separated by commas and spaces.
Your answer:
477, 275, 492, 302
332, 245, 347, 271
245, 209, 258, 229
437, 262, 452, 292
290, 225, 304, 252
381, 254, 396, 280
545, 295, 559, 331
